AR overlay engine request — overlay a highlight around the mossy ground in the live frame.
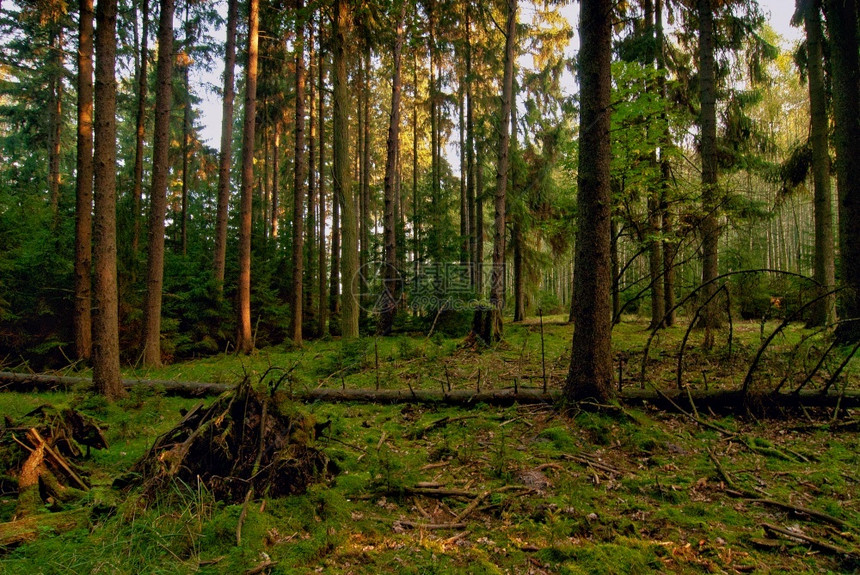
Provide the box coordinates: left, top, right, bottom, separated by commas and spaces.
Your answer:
1, 318, 858, 574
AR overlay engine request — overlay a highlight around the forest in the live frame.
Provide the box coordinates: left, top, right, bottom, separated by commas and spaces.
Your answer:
1, 0, 859, 572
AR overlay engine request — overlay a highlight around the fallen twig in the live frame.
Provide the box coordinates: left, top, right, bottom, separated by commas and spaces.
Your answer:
761, 522, 858, 559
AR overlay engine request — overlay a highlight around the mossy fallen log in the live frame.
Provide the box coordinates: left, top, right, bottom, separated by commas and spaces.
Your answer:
2, 371, 858, 412
0, 371, 230, 397
0, 509, 89, 547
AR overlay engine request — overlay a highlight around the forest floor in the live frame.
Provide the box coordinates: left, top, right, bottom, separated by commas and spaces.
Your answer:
1, 317, 859, 574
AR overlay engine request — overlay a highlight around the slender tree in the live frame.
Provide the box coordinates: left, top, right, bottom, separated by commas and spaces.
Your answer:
334, 0, 358, 338
318, 30, 328, 335
565, 0, 614, 402
289, 1, 307, 345
698, 0, 721, 334
73, 0, 94, 361
801, 0, 836, 327
213, 0, 238, 288
47, 26, 63, 221
141, 0, 175, 367
236, 0, 260, 353
826, 0, 860, 341
378, 0, 407, 335
486, 0, 517, 341
131, 0, 149, 254
92, 0, 123, 398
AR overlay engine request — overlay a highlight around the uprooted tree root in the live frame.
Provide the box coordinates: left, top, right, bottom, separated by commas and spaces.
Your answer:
129, 380, 331, 505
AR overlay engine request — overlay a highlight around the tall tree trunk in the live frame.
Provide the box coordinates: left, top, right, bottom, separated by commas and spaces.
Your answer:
92, 0, 123, 399
290, 5, 307, 346
378, 1, 407, 335
48, 28, 63, 221
459, 83, 468, 267
645, 0, 665, 329
826, 0, 860, 341
330, 184, 341, 320
657, 0, 675, 327
131, 0, 150, 254
141, 0, 175, 367
73, 0, 94, 361
513, 219, 524, 322
334, 0, 358, 337
361, 44, 371, 301
428, 2, 441, 264
466, 4, 476, 289
306, 29, 318, 335
213, 0, 238, 289
412, 54, 420, 283
565, 0, 614, 403
318, 35, 328, 335
804, 0, 836, 327
236, 0, 260, 353
271, 122, 280, 237
179, 9, 191, 257
482, 0, 517, 342
698, 0, 721, 333
475, 140, 485, 296
610, 217, 620, 321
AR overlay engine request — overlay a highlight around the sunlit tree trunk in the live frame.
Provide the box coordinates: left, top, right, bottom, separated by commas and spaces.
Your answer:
141, 0, 175, 367
236, 0, 260, 353
378, 1, 407, 335
334, 0, 358, 338
482, 0, 517, 342
213, 0, 238, 289
131, 0, 149, 254
179, 7, 191, 257
565, 0, 614, 403
73, 0, 94, 361
92, 0, 123, 398
290, 3, 307, 345
318, 32, 328, 335
306, 26, 318, 335
804, 0, 836, 327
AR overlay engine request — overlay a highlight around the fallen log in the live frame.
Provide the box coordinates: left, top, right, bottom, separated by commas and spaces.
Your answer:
0, 509, 89, 547
0, 371, 231, 397
2, 371, 858, 412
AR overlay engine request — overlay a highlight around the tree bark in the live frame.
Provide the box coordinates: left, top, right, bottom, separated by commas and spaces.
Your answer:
92, 0, 123, 399
236, 0, 260, 353
318, 33, 328, 335
803, 0, 836, 327
213, 0, 238, 289
131, 0, 150, 255
306, 28, 318, 335
378, 1, 407, 336
73, 0, 94, 362
646, 0, 665, 330
465, 4, 477, 289
290, 4, 307, 346
179, 8, 191, 257
482, 0, 517, 342
656, 0, 676, 327
47, 27, 63, 222
141, 0, 175, 367
565, 0, 614, 403
334, 0, 358, 338
698, 0, 721, 332
825, 0, 860, 341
